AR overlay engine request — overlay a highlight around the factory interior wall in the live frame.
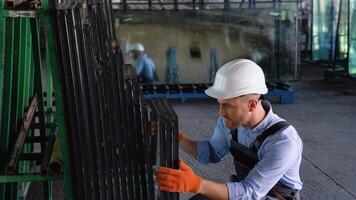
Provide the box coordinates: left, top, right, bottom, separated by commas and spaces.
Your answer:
116, 23, 266, 84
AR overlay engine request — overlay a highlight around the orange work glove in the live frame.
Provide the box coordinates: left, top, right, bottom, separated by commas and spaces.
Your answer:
155, 159, 202, 193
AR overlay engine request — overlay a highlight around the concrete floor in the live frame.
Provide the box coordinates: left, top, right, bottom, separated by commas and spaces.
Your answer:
173, 63, 356, 200
27, 62, 356, 199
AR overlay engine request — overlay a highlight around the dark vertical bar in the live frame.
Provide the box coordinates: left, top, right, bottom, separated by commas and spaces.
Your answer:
147, 102, 157, 200
112, 56, 130, 200
85, 6, 117, 197
106, 53, 125, 200
141, 104, 154, 200
162, 99, 179, 200
81, 24, 108, 199
124, 78, 141, 199
63, 10, 93, 199
100, 51, 116, 200
156, 99, 168, 200
121, 65, 137, 200
134, 81, 150, 200
53, 10, 85, 199
71, 7, 102, 199
164, 101, 172, 200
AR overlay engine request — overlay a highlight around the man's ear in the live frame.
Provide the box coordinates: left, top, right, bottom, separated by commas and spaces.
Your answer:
248, 99, 258, 112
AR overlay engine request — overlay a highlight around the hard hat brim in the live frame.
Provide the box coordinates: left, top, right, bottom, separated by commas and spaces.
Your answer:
205, 87, 233, 100
205, 85, 268, 100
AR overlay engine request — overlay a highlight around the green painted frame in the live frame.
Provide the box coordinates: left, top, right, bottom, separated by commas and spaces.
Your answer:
0, 2, 75, 199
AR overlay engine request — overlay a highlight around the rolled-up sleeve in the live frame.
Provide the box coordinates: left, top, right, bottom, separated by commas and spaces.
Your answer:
225, 127, 301, 199
196, 117, 231, 164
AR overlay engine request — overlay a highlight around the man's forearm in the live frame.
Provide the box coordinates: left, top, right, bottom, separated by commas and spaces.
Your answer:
180, 135, 197, 157
198, 179, 229, 200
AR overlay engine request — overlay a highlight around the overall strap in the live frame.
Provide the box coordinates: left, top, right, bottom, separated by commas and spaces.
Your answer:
230, 128, 238, 142
251, 121, 290, 152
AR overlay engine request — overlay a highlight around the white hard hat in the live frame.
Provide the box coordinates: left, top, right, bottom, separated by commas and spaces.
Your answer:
128, 43, 144, 52
205, 59, 268, 99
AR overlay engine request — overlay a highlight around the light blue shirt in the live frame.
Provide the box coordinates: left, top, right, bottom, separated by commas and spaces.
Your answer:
135, 54, 155, 82
196, 102, 303, 200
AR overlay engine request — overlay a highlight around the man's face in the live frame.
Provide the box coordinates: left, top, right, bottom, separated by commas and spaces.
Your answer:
217, 96, 252, 129
129, 50, 140, 60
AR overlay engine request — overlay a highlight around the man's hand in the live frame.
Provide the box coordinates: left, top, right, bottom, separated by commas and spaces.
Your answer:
155, 159, 202, 193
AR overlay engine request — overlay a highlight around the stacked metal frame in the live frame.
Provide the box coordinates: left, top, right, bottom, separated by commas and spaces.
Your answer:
51, 0, 180, 198
148, 98, 179, 200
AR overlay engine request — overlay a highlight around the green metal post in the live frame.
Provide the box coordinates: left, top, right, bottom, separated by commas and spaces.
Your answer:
17, 19, 35, 198
0, 12, 5, 194
24, 20, 36, 185
8, 17, 22, 200
0, 18, 15, 200
0, 0, 5, 132
15, 18, 25, 198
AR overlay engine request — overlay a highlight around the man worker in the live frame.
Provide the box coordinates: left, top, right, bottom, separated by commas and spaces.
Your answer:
155, 59, 303, 200
249, 42, 269, 65
128, 43, 158, 84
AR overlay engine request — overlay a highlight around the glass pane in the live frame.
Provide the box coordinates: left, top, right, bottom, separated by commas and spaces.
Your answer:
312, 0, 351, 73
115, 6, 299, 84
350, 0, 356, 76
312, 0, 334, 61
336, 0, 349, 60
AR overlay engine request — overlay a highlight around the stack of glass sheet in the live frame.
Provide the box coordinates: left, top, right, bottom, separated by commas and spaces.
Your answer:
114, 3, 300, 84
312, 0, 356, 77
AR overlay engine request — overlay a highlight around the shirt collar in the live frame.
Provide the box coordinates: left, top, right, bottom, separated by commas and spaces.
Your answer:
244, 100, 274, 134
